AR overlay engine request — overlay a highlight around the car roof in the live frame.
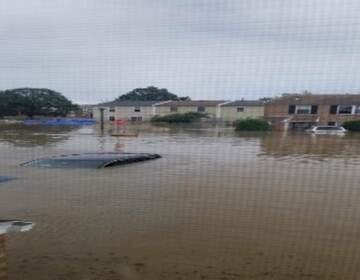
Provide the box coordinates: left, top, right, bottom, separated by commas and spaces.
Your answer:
21, 152, 161, 168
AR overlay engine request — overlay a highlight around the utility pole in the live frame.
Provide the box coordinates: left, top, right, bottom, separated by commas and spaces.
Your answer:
99, 108, 105, 131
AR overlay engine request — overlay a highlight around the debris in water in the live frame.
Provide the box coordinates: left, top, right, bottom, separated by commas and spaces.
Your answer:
20, 152, 161, 169
0, 220, 34, 235
23, 118, 96, 126
0, 220, 34, 279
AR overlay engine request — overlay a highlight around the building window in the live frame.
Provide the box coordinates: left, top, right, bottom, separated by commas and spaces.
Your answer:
237, 107, 244, 112
338, 105, 353, 114
131, 116, 142, 122
355, 106, 360, 114
295, 105, 312, 114
329, 105, 338, 114
288, 105, 296, 114
134, 107, 141, 112
170, 106, 178, 112
109, 107, 115, 112
310, 105, 318, 114
109, 116, 115, 121
197, 106, 205, 113
328, 122, 336, 126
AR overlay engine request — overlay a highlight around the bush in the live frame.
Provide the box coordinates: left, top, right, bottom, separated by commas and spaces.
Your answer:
151, 112, 207, 123
234, 118, 270, 131
342, 120, 360, 132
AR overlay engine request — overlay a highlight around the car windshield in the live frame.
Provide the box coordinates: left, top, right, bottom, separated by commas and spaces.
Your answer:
316, 126, 342, 130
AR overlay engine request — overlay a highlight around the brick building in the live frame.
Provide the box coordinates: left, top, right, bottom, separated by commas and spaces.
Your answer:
265, 94, 360, 130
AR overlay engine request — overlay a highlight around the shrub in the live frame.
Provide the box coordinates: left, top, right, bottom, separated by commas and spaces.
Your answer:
234, 118, 270, 131
342, 120, 360, 132
151, 112, 207, 123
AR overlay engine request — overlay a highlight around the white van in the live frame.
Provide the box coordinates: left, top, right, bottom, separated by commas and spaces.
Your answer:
307, 125, 347, 135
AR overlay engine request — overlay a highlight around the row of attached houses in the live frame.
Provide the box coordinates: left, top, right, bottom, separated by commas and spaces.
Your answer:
265, 94, 360, 130
93, 100, 265, 123
92, 94, 360, 130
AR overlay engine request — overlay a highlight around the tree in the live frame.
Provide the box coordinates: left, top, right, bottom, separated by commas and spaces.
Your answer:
0, 88, 78, 118
116, 86, 190, 101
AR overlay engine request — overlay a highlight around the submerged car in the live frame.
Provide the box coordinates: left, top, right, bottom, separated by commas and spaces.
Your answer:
21, 152, 161, 169
307, 125, 347, 135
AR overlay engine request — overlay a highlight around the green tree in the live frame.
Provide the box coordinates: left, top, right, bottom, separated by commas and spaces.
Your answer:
0, 88, 78, 118
116, 86, 190, 101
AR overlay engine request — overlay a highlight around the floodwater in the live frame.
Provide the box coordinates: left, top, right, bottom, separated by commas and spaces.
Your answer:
1, 123, 360, 280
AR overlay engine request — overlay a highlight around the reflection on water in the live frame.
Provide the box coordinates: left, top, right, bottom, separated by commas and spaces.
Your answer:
1, 124, 360, 280
1, 124, 359, 160
0, 124, 76, 147
3, 123, 358, 162
259, 132, 360, 162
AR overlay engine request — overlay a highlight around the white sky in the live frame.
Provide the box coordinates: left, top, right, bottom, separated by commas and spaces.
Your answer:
1, 0, 360, 104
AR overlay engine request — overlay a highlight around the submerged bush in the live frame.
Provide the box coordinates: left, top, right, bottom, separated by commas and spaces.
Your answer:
151, 112, 208, 123
342, 120, 360, 132
234, 118, 270, 131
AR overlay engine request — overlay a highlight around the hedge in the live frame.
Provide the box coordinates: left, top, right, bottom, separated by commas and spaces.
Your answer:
234, 118, 270, 131
151, 112, 207, 124
342, 120, 360, 132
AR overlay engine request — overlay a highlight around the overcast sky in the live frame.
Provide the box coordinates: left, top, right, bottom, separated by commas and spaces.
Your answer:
1, 0, 360, 103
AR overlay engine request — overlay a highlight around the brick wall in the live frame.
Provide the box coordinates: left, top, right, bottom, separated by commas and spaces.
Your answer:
317, 105, 360, 125
265, 103, 360, 126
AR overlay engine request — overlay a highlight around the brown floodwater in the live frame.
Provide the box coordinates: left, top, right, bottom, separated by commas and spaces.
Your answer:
1, 124, 360, 280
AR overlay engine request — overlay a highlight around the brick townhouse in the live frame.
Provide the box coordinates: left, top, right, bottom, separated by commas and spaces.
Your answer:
265, 94, 360, 130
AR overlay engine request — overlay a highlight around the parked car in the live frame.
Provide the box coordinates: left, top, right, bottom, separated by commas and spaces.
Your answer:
307, 125, 347, 135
